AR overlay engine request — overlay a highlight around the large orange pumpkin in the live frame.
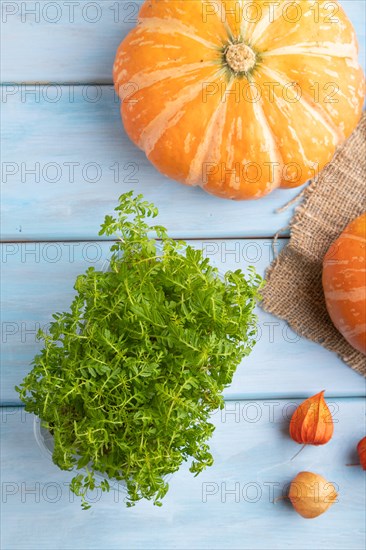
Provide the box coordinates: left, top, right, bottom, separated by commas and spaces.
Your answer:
114, 0, 365, 200
323, 212, 366, 355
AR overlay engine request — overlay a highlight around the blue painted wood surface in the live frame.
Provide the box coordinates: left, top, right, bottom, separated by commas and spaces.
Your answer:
2, 84, 307, 241
2, 402, 366, 550
1, 1, 366, 548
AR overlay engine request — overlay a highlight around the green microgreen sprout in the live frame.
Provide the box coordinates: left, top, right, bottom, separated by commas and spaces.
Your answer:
16, 191, 263, 509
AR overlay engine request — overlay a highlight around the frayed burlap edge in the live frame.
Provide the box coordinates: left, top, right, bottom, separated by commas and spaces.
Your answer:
262, 113, 366, 377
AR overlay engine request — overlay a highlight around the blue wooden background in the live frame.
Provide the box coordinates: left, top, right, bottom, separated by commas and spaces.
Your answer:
1, 1, 365, 548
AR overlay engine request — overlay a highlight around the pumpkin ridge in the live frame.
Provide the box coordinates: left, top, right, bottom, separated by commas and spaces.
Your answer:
324, 288, 366, 302
139, 72, 223, 156
222, 19, 235, 44
120, 61, 221, 94
261, 42, 359, 62
250, 97, 283, 192
347, 324, 366, 337
257, 76, 312, 170
187, 78, 233, 186
137, 16, 221, 51
341, 234, 366, 244
248, 2, 285, 46
259, 64, 344, 143
257, 65, 336, 185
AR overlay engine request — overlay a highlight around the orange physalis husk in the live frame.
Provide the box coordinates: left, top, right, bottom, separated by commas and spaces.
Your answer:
357, 437, 366, 470
289, 391, 334, 446
288, 471, 338, 519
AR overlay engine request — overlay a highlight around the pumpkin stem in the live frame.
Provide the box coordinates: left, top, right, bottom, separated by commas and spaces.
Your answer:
274, 496, 288, 503
290, 443, 307, 461
225, 43, 256, 74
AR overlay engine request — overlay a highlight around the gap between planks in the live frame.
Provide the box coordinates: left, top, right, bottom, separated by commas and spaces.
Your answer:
0, 236, 289, 244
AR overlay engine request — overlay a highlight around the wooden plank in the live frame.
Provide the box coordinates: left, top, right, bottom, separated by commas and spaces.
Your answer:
2, 239, 364, 406
2, 1, 365, 242
1, 84, 309, 241
1, 401, 365, 550
1, 1, 365, 83
1, 0, 141, 83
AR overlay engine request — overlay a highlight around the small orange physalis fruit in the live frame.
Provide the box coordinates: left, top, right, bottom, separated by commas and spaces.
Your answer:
290, 391, 333, 446
357, 437, 366, 470
289, 471, 338, 519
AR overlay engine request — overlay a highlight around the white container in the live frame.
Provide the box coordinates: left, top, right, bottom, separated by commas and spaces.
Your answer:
33, 417, 127, 492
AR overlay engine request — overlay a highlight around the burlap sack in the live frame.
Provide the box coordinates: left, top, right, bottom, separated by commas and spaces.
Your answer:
262, 112, 366, 376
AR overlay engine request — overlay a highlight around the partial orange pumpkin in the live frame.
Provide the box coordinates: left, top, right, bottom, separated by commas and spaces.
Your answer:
323, 212, 366, 355
114, 0, 365, 200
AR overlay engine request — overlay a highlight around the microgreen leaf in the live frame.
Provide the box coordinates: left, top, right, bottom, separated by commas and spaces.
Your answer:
16, 192, 263, 508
